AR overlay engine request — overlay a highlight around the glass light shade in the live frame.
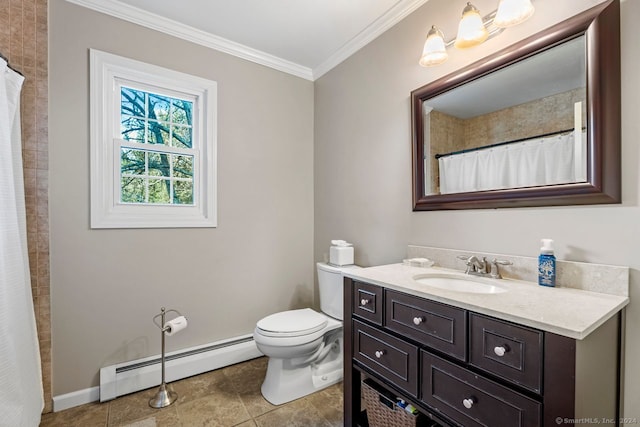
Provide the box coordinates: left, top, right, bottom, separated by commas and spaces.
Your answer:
454, 2, 489, 49
494, 0, 535, 28
419, 26, 448, 67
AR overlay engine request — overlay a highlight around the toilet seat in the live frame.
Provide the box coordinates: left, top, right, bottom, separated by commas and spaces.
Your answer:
256, 308, 328, 338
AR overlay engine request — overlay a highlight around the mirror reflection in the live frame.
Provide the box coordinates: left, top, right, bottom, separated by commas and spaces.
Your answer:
423, 36, 586, 196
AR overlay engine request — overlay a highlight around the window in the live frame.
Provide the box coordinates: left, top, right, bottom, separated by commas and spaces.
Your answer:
119, 87, 195, 205
90, 50, 217, 228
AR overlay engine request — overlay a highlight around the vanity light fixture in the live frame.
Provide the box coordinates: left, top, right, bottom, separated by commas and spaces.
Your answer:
419, 26, 448, 66
419, 0, 535, 67
494, 0, 535, 28
454, 2, 489, 49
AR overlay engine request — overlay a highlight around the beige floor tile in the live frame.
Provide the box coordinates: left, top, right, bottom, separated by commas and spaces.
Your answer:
222, 357, 267, 385
232, 389, 276, 419
176, 393, 251, 427
39, 358, 343, 427
117, 407, 180, 427
304, 383, 344, 427
170, 369, 230, 403
121, 419, 157, 427
254, 398, 331, 427
39, 402, 109, 427
223, 358, 276, 418
107, 388, 178, 426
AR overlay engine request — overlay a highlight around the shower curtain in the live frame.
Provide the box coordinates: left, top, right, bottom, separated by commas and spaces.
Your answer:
438, 131, 581, 194
0, 59, 44, 426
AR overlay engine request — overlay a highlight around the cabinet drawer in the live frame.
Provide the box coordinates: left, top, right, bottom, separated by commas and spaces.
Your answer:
353, 319, 419, 397
385, 289, 467, 361
469, 313, 543, 393
353, 281, 383, 325
421, 352, 541, 427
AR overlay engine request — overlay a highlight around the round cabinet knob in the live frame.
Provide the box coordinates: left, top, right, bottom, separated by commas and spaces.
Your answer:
413, 316, 424, 325
462, 398, 474, 409
375, 350, 385, 359
494, 346, 507, 357
360, 298, 369, 306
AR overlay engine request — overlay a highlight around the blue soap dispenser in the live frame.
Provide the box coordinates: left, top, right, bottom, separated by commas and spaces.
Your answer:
538, 239, 556, 287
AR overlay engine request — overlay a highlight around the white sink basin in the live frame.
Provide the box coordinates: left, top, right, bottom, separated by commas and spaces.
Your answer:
412, 272, 507, 294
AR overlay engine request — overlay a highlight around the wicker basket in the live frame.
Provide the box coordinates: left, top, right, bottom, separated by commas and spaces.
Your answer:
362, 379, 427, 427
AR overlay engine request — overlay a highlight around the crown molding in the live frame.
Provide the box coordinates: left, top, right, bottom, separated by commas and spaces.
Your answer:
65, 0, 430, 81
64, 0, 314, 80
312, 0, 429, 79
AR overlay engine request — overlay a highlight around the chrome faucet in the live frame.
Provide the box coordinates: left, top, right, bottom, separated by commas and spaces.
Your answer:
457, 255, 488, 275
456, 255, 512, 279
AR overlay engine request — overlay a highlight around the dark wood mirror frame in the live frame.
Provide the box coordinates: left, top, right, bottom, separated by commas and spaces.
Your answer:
411, 0, 620, 211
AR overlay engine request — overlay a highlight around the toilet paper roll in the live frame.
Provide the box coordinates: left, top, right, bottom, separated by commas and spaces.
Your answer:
164, 315, 188, 336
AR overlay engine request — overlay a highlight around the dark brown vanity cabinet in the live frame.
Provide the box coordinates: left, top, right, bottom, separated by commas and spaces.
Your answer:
468, 313, 543, 394
344, 278, 621, 427
352, 281, 383, 325
422, 352, 541, 427
353, 319, 419, 397
385, 289, 466, 362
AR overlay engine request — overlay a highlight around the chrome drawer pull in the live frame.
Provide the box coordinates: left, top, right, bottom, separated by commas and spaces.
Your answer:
360, 298, 369, 306
494, 345, 508, 357
413, 316, 424, 325
375, 350, 385, 358
462, 397, 475, 409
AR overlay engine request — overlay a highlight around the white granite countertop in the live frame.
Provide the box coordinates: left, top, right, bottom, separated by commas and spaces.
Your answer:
343, 263, 629, 340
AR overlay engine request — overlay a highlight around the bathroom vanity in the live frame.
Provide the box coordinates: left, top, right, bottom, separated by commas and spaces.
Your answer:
342, 262, 628, 427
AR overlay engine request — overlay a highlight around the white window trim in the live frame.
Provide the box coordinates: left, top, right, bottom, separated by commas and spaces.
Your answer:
90, 49, 217, 228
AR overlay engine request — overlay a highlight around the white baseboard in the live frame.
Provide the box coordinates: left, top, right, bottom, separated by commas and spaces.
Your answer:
53, 334, 262, 412
53, 386, 100, 412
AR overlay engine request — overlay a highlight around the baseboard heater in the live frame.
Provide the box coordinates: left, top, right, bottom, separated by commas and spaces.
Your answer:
99, 334, 262, 402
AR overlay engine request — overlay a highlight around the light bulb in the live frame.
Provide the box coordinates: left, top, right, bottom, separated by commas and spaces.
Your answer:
494, 0, 535, 28
454, 2, 489, 49
419, 26, 448, 67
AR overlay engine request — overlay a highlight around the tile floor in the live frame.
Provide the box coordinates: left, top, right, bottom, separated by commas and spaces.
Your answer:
40, 357, 343, 427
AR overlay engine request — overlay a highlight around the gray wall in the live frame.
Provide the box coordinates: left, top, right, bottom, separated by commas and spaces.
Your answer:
314, 0, 639, 418
50, 2, 314, 395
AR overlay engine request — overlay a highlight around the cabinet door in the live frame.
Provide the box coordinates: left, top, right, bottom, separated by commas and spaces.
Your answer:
469, 313, 543, 393
352, 281, 383, 325
353, 319, 419, 397
421, 351, 541, 427
385, 289, 467, 361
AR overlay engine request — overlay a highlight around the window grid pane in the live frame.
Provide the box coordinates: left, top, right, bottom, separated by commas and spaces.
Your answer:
121, 117, 145, 143
120, 146, 194, 205
121, 86, 194, 150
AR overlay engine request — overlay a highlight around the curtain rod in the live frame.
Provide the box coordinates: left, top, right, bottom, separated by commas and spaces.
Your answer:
0, 51, 24, 76
434, 128, 580, 160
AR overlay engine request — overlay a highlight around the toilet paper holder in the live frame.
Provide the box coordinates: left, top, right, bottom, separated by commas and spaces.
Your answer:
152, 307, 185, 333
149, 307, 186, 409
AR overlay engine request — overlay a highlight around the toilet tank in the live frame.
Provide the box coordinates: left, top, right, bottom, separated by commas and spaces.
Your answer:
317, 262, 361, 320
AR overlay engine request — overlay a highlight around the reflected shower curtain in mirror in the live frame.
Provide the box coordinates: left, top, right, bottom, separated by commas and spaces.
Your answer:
0, 59, 44, 426
438, 131, 584, 194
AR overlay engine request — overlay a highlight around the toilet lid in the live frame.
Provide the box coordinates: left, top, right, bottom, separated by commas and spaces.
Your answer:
256, 308, 328, 337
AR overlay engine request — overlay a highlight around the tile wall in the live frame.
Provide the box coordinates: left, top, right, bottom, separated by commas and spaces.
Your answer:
0, 0, 51, 413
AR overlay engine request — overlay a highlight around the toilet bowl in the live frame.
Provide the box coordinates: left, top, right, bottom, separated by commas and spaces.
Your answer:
253, 262, 360, 405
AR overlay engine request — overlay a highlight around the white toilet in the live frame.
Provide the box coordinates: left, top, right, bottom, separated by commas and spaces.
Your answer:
253, 262, 360, 405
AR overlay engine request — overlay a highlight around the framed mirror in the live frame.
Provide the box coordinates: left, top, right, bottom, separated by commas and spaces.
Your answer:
411, 0, 620, 210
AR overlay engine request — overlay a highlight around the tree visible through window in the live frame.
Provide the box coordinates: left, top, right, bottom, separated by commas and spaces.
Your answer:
119, 86, 195, 205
